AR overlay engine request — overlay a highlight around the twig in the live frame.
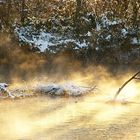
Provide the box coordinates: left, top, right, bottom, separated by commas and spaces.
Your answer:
114, 70, 140, 100
134, 77, 140, 80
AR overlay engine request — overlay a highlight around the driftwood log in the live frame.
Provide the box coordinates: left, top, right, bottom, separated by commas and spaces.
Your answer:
114, 70, 140, 100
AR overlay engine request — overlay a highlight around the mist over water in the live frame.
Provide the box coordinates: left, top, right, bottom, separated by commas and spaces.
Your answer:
0, 66, 140, 139
0, 35, 140, 140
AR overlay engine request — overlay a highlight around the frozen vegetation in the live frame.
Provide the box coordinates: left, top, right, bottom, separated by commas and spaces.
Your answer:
14, 12, 140, 57
0, 82, 96, 98
35, 83, 96, 96
14, 26, 88, 53
0, 0, 140, 65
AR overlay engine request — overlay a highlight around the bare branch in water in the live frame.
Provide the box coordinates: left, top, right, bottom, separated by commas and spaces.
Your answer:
134, 77, 140, 80
114, 70, 140, 100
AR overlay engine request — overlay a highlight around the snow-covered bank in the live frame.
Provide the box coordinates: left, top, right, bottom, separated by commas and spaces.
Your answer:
0, 83, 15, 98
14, 26, 88, 53
35, 83, 96, 96
0, 82, 96, 99
14, 12, 140, 55
10, 10, 140, 65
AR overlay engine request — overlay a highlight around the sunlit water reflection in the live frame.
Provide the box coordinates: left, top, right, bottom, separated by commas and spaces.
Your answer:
0, 90, 140, 140
0, 67, 140, 140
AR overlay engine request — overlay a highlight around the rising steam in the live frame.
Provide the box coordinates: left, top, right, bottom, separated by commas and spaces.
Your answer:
0, 34, 140, 140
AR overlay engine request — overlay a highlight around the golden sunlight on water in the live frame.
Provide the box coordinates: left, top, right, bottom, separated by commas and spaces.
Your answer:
0, 71, 140, 140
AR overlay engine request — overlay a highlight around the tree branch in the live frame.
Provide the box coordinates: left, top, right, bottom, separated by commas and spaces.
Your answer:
114, 70, 140, 100
134, 77, 140, 80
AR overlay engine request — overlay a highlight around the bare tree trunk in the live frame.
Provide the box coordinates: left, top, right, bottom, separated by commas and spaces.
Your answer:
74, 0, 83, 36
75, 0, 82, 20
21, 0, 26, 24
131, 0, 140, 28
6, 0, 11, 27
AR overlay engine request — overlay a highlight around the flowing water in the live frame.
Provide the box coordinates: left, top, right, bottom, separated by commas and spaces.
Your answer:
1, 90, 140, 140
0, 68, 140, 140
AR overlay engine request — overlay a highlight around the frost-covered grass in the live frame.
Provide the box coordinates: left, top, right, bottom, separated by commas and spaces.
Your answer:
34, 82, 96, 96
0, 82, 96, 99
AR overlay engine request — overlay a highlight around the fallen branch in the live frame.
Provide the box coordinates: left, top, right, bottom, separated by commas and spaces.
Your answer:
134, 77, 140, 80
114, 70, 140, 100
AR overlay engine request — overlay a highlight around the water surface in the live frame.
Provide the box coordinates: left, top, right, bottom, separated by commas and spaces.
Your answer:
0, 91, 140, 140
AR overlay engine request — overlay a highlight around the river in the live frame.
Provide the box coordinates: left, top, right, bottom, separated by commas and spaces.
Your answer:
0, 90, 140, 140
0, 67, 140, 140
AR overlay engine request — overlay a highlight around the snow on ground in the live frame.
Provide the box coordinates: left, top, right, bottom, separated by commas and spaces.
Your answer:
14, 13, 139, 54
100, 14, 122, 29
0, 82, 96, 98
0, 83, 15, 98
34, 83, 96, 96
131, 37, 140, 45
121, 28, 128, 37
14, 13, 123, 53
14, 26, 88, 53
0, 83, 8, 90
